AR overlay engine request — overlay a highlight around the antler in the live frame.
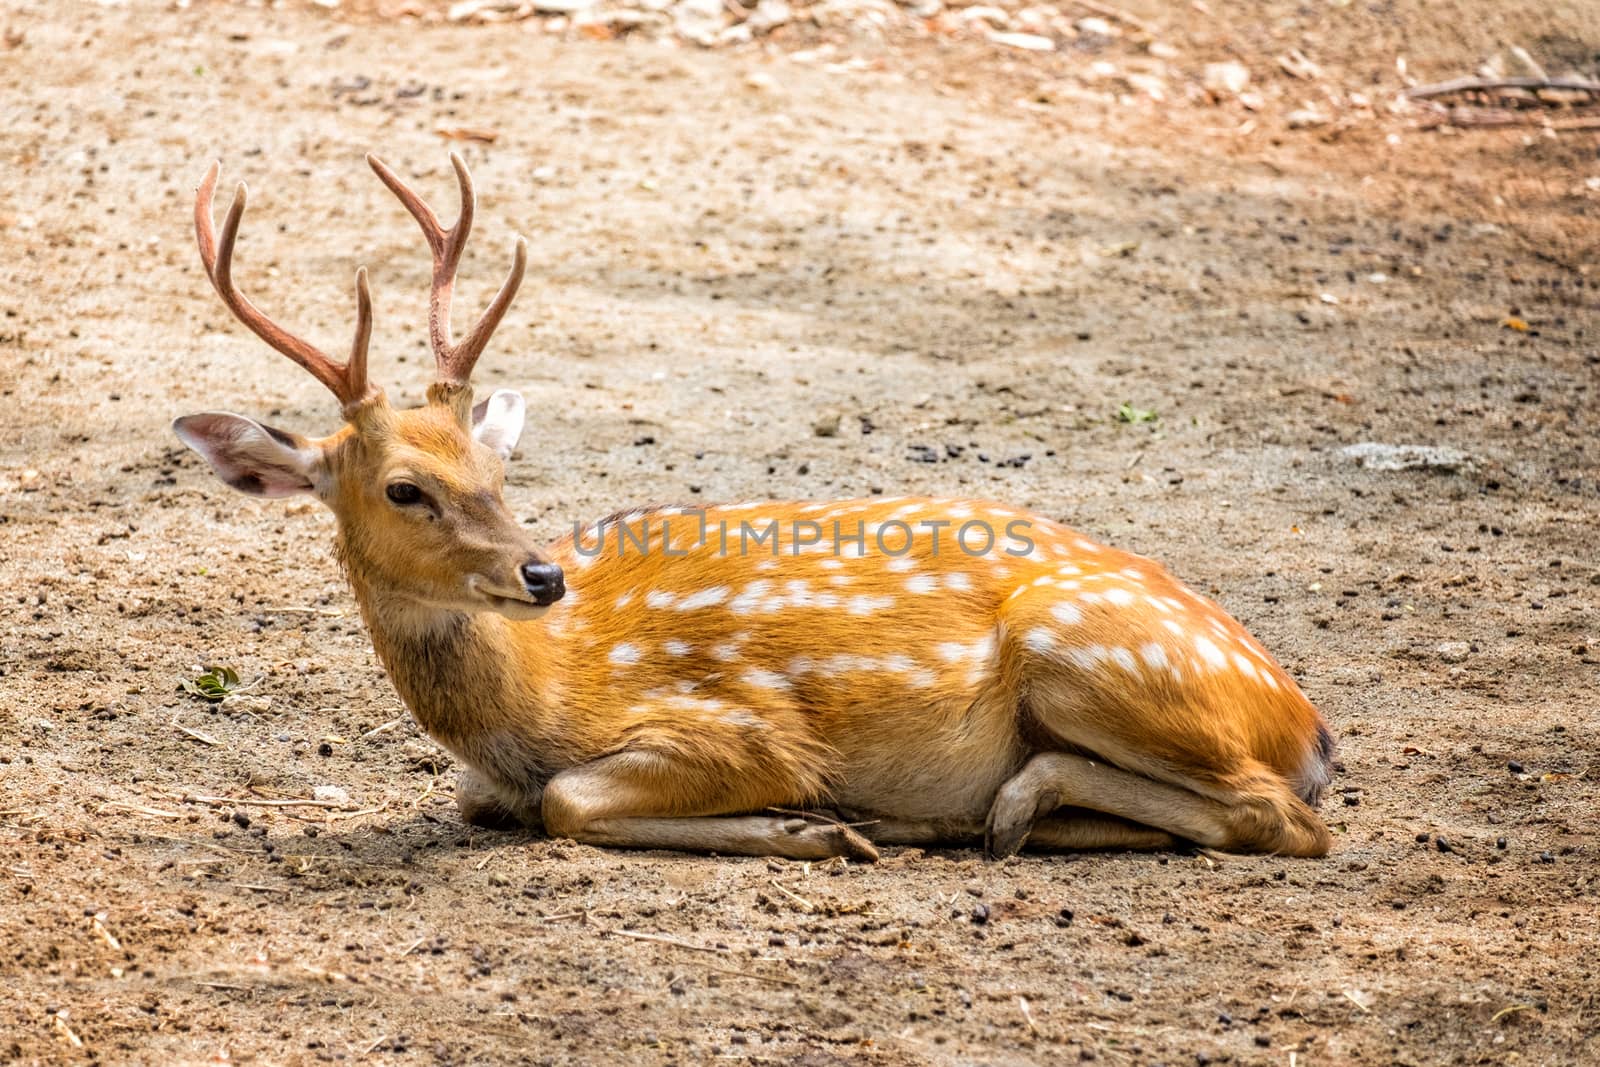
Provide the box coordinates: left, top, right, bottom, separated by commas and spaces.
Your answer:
194, 161, 379, 411
366, 153, 528, 388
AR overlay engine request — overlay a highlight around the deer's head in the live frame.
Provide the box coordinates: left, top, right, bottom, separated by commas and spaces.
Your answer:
173, 155, 564, 621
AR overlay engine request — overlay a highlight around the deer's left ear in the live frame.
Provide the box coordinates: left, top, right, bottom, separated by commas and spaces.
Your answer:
471, 389, 526, 460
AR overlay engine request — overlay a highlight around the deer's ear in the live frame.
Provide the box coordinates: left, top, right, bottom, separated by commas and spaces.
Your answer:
471, 389, 526, 461
172, 413, 324, 498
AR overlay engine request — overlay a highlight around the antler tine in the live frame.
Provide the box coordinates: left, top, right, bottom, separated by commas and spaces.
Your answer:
195, 161, 378, 412
366, 152, 526, 388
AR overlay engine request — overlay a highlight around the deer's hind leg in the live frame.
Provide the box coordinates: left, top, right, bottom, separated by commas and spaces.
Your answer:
539, 705, 879, 862
985, 751, 1328, 858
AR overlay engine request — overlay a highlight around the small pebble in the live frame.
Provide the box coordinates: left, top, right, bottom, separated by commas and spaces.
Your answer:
231, 810, 251, 829
1507, 760, 1525, 774
1343, 793, 1360, 806
1414, 832, 1430, 843
1539, 851, 1554, 864
1435, 835, 1452, 854
1496, 836, 1507, 850
971, 904, 990, 925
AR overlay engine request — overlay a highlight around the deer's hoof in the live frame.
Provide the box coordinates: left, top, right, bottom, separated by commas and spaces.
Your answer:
984, 782, 1057, 859
782, 817, 880, 862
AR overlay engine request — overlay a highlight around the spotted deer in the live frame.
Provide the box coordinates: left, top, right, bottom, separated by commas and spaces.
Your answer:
173, 155, 1335, 862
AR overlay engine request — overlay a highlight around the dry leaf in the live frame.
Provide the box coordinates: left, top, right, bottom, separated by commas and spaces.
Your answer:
435, 126, 500, 144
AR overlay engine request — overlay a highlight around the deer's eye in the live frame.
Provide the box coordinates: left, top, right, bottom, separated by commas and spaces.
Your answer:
386, 482, 424, 506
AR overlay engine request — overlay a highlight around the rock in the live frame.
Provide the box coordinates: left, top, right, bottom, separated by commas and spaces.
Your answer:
221, 693, 273, 714
745, 0, 791, 34
1435, 641, 1471, 664
1202, 61, 1250, 96
1339, 443, 1478, 473
313, 784, 352, 806
673, 0, 726, 45
959, 5, 1012, 29
1124, 73, 1167, 101
1286, 108, 1329, 129
812, 413, 841, 437
447, 0, 521, 20
1073, 16, 1116, 36
1147, 41, 1180, 60
1276, 49, 1323, 80
989, 31, 1055, 52
403, 739, 452, 772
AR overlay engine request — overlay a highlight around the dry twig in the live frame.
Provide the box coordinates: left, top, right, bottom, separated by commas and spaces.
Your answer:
1407, 75, 1600, 100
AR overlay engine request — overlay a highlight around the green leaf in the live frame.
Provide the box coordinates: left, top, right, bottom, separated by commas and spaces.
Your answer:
179, 665, 244, 702
1115, 402, 1159, 425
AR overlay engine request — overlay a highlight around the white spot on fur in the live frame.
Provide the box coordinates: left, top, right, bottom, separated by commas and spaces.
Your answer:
819, 558, 844, 570
945, 572, 973, 592
676, 585, 730, 611
1232, 652, 1258, 679
1140, 642, 1169, 670
646, 590, 677, 609
1194, 635, 1228, 670
846, 594, 896, 615
742, 668, 791, 691
1103, 587, 1136, 607
1067, 647, 1102, 671
906, 574, 937, 595
1161, 619, 1186, 636
1110, 647, 1138, 673
615, 590, 636, 609
719, 710, 769, 729
608, 643, 641, 665
663, 639, 691, 657
887, 557, 916, 573
729, 579, 773, 615
1025, 627, 1056, 653
1051, 601, 1083, 626
711, 642, 741, 662
936, 642, 967, 663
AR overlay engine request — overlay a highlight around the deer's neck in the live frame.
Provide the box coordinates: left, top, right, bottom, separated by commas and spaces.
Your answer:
343, 573, 575, 802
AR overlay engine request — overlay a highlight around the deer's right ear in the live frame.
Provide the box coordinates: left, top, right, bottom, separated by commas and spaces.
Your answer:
172, 413, 325, 498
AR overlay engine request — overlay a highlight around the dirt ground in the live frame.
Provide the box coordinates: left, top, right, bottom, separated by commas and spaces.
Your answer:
2, 0, 1598, 1063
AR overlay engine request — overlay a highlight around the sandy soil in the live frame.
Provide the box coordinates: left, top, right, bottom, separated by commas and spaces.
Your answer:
1, 1, 1597, 1063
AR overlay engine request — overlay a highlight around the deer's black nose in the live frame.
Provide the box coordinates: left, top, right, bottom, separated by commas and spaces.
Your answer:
519, 562, 565, 606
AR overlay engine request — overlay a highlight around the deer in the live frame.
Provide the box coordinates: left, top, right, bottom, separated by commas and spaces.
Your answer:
173, 154, 1335, 863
